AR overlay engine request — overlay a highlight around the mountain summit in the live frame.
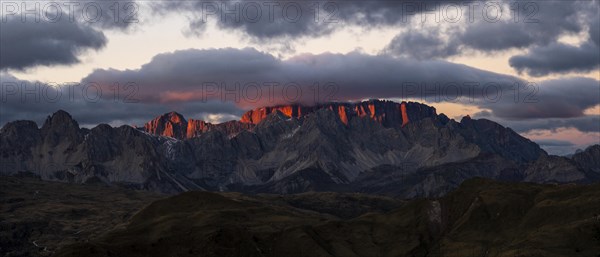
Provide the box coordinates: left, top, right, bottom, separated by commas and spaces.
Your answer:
144, 111, 189, 139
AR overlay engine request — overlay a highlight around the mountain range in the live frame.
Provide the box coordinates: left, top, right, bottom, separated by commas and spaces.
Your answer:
1, 99, 598, 197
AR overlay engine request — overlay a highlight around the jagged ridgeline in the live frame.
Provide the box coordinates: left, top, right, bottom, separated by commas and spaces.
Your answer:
1, 100, 599, 196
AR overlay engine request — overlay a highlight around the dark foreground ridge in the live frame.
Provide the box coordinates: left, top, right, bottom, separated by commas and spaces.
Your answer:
1, 100, 599, 197
49, 178, 600, 257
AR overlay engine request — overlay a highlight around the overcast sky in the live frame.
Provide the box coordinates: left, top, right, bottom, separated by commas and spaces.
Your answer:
1, 0, 599, 155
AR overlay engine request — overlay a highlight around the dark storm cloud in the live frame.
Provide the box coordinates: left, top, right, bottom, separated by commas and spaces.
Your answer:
379, 0, 592, 57
478, 77, 600, 119
80, 47, 523, 107
383, 0, 600, 76
457, 22, 536, 51
456, 1, 586, 51
81, 0, 141, 30
0, 0, 145, 70
383, 28, 460, 60
506, 5, 600, 77
1, 1, 141, 30
590, 15, 600, 47
509, 42, 600, 77
0, 15, 107, 70
80, 47, 599, 121
152, 0, 332, 39
151, 0, 473, 39
0, 73, 244, 127
156, 0, 596, 56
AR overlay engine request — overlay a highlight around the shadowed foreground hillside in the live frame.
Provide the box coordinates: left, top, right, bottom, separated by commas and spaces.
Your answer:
0, 175, 163, 257
54, 179, 600, 257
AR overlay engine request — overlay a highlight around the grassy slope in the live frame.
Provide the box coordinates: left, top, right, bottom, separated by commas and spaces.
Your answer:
53, 178, 600, 257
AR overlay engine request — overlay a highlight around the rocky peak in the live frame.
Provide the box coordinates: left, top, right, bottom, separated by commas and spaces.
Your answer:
256, 110, 291, 126
1, 120, 39, 135
40, 110, 82, 146
41, 110, 79, 131
90, 123, 117, 136
166, 111, 185, 122
457, 117, 545, 163
0, 120, 41, 152
144, 112, 188, 139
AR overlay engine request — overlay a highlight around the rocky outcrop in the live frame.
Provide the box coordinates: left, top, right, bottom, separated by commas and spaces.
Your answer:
524, 154, 586, 183
456, 116, 544, 163
0, 120, 41, 158
185, 119, 212, 138
572, 144, 600, 176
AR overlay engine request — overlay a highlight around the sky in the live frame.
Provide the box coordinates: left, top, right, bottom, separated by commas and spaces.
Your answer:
0, 0, 599, 155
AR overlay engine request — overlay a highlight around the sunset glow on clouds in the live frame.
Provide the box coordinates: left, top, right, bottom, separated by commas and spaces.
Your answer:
1, 0, 599, 155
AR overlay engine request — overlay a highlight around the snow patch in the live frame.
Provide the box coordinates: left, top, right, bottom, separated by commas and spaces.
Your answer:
157, 136, 180, 161
138, 129, 159, 138
281, 126, 301, 139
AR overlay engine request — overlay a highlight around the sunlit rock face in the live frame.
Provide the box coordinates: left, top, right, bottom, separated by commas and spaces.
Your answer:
185, 119, 211, 139
144, 112, 188, 139
240, 99, 437, 127
143, 112, 252, 140
144, 100, 437, 140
